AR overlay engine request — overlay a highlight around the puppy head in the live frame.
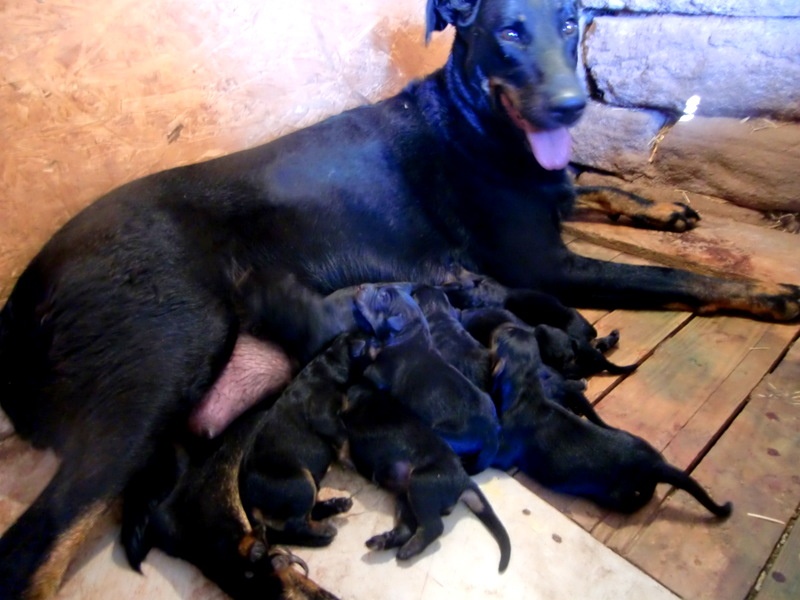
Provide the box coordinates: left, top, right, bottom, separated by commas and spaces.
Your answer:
412, 285, 459, 320
534, 324, 580, 376
490, 323, 544, 412
353, 284, 428, 343
490, 323, 542, 374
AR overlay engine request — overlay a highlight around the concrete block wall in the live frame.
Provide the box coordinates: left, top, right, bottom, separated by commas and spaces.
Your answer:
572, 0, 800, 213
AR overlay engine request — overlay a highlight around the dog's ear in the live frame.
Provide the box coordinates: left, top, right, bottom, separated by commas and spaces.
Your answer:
425, 0, 483, 44
386, 313, 406, 332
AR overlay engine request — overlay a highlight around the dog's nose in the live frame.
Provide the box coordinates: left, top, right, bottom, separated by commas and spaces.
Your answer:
549, 92, 586, 126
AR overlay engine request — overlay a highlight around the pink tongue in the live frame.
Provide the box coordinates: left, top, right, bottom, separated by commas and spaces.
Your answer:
526, 126, 573, 170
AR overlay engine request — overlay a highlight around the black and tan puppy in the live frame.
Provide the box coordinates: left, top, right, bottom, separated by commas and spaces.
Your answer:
239, 333, 367, 547
121, 419, 339, 600
412, 285, 492, 389
120, 333, 372, 598
533, 324, 637, 379
490, 322, 606, 427
342, 383, 511, 572
354, 283, 500, 472
491, 325, 732, 517
451, 276, 635, 378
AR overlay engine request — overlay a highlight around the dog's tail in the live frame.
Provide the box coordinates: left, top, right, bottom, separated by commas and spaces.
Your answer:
460, 482, 511, 572
657, 463, 733, 518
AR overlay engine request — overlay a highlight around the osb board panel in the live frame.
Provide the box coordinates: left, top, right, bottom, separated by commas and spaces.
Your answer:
563, 213, 800, 286
0, 0, 453, 298
623, 339, 800, 600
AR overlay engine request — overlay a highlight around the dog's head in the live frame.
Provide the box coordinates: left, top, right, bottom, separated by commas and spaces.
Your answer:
412, 285, 459, 320
489, 323, 544, 412
427, 0, 585, 170
353, 283, 429, 344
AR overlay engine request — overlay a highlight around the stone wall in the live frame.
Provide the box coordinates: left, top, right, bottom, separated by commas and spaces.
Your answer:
572, 0, 800, 214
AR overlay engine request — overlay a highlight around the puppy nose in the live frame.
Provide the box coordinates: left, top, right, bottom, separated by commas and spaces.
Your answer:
549, 92, 586, 126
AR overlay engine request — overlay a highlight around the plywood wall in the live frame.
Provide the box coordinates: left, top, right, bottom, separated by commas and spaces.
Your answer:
0, 0, 452, 299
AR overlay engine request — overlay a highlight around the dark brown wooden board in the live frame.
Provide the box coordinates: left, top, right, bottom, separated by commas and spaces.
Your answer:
622, 339, 800, 600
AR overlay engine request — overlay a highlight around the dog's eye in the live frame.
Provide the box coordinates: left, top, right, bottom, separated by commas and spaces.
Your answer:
498, 28, 521, 43
377, 289, 390, 305
561, 18, 578, 36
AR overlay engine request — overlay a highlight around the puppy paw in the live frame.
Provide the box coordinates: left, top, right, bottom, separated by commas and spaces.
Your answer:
311, 496, 353, 520
365, 527, 410, 551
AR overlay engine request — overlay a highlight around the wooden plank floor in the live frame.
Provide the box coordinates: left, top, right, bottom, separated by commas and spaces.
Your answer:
514, 215, 800, 599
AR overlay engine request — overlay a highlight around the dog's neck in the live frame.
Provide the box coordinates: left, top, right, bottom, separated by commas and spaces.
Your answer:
435, 37, 541, 170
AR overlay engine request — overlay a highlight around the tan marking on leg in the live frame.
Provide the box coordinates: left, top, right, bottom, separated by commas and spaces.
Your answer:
26, 501, 108, 600
275, 563, 339, 600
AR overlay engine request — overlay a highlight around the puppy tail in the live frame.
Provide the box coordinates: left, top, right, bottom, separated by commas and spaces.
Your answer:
657, 463, 733, 518
460, 482, 511, 573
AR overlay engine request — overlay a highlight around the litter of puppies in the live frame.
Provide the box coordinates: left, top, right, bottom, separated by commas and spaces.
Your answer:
115, 279, 731, 599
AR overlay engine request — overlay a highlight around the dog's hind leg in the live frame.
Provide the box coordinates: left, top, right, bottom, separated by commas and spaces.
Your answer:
365, 497, 416, 552
0, 291, 236, 597
0, 398, 188, 598
394, 470, 450, 561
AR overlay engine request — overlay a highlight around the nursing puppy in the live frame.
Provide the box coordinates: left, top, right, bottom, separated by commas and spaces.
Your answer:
342, 383, 511, 572
239, 333, 366, 547
491, 325, 732, 517
412, 285, 492, 389
353, 283, 499, 472
120, 420, 338, 600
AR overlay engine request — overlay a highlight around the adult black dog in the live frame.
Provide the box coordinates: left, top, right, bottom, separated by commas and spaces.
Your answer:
0, 0, 797, 597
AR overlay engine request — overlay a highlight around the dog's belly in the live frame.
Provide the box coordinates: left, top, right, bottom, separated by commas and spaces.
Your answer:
188, 334, 293, 438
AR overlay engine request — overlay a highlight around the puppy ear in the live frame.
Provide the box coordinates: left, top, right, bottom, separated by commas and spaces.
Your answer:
348, 337, 367, 358
491, 357, 506, 377
426, 0, 483, 44
386, 313, 406, 332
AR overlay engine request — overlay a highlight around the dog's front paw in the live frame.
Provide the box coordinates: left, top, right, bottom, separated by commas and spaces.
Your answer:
756, 283, 800, 321
700, 281, 800, 321
627, 201, 701, 232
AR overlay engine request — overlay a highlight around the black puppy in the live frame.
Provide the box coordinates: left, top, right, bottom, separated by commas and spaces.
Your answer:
120, 421, 339, 600
534, 324, 637, 379
354, 283, 500, 472
239, 333, 366, 547
491, 325, 732, 517
490, 322, 605, 427
412, 285, 492, 389
451, 276, 635, 378
342, 383, 511, 572
2, 0, 793, 595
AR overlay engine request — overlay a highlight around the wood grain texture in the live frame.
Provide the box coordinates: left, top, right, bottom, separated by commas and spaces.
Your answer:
623, 339, 800, 600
